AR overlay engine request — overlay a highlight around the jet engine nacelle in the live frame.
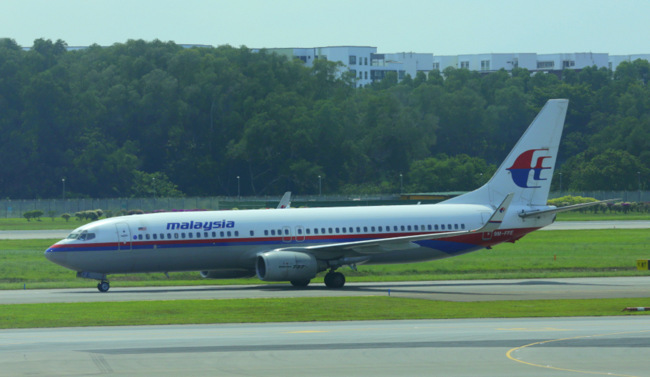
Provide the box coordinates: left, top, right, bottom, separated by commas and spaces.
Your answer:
256, 250, 320, 282
199, 270, 256, 279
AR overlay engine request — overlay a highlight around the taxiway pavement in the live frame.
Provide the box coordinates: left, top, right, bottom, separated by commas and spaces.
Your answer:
2, 317, 649, 376
4, 276, 650, 304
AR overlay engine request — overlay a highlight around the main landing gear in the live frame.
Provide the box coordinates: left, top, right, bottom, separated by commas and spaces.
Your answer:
289, 270, 346, 289
324, 270, 345, 289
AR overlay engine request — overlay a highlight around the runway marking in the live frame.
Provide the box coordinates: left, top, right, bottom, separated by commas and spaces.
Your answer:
506, 329, 650, 377
498, 327, 570, 332
286, 330, 329, 334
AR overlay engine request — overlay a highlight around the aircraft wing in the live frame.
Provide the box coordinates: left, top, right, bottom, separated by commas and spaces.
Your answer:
518, 198, 618, 218
281, 193, 513, 256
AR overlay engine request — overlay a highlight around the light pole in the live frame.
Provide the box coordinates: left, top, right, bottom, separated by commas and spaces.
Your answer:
400, 173, 403, 195
237, 176, 240, 201
318, 175, 322, 197
62, 178, 65, 200
152, 177, 156, 199
639, 171, 641, 202
559, 172, 563, 193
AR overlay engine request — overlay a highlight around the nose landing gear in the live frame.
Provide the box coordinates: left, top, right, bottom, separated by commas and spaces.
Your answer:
97, 280, 110, 292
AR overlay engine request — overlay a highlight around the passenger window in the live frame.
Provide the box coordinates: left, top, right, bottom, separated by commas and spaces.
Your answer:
371, 226, 375, 232
234, 231, 239, 237
250, 230, 255, 236
227, 231, 232, 237
265, 230, 269, 236
328, 228, 333, 234
335, 227, 340, 233
153, 234, 157, 240
188, 232, 193, 238
363, 227, 368, 232
204, 232, 209, 238
314, 228, 319, 234
271, 230, 275, 236
401, 225, 405, 231
168, 233, 172, 239
341, 228, 346, 233
378, 226, 382, 232
441, 225, 445, 230
448, 224, 452, 230
138, 234, 143, 240
455, 224, 459, 230
181, 233, 186, 239
174, 233, 179, 239
461, 224, 466, 229
146, 234, 151, 240
321, 228, 326, 234
393, 226, 398, 231
407, 225, 412, 231
414, 225, 419, 231
349, 227, 354, 233
428, 225, 432, 231
356, 227, 361, 233
197, 232, 201, 238
220, 231, 225, 237
284, 229, 289, 235
306, 229, 311, 235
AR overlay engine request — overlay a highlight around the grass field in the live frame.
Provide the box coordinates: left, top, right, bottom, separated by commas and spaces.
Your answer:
1, 297, 648, 329
1, 229, 649, 290
1, 226, 649, 328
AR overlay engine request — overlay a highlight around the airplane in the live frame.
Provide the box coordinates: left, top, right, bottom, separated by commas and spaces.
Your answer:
45, 99, 598, 292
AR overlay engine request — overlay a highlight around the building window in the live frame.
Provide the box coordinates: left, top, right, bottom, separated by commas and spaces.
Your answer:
537, 61, 554, 69
481, 60, 490, 71
364, 71, 368, 79
433, 62, 440, 71
563, 60, 575, 68
364, 57, 368, 65
460, 61, 470, 69
349, 56, 356, 65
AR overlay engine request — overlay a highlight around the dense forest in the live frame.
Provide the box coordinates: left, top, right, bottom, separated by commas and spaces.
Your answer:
0, 38, 648, 199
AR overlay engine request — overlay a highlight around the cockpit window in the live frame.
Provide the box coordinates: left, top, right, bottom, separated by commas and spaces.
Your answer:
76, 231, 96, 241
66, 233, 80, 240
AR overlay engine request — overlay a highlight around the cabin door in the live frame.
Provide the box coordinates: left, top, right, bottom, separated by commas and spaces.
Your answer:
116, 222, 132, 251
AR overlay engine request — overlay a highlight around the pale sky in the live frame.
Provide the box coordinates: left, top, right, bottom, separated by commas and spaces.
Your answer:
1, 0, 648, 55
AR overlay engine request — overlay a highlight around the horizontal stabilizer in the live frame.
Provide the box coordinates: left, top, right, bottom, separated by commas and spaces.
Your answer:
518, 198, 619, 218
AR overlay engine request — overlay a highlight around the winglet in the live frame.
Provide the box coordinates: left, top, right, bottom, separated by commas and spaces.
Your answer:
477, 193, 514, 233
277, 191, 291, 209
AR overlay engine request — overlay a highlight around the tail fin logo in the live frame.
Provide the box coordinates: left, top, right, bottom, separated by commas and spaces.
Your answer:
507, 149, 552, 188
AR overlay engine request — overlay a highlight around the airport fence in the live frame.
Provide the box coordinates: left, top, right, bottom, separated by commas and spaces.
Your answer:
1, 191, 649, 219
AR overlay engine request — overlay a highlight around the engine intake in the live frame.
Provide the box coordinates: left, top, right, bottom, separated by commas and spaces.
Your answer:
256, 250, 320, 282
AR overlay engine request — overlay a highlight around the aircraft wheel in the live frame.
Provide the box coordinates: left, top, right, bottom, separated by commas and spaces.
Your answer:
97, 281, 110, 292
324, 272, 345, 289
290, 279, 311, 287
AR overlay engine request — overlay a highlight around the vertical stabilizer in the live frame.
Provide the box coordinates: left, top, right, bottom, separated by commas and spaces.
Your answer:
443, 99, 569, 208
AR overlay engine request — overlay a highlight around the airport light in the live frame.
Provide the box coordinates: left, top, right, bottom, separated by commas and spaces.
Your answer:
237, 176, 240, 200
152, 177, 156, 199
62, 178, 65, 200
400, 173, 403, 194
318, 175, 322, 197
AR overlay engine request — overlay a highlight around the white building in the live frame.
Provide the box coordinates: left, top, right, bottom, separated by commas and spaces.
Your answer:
535, 53, 609, 71
260, 46, 648, 84
609, 54, 650, 71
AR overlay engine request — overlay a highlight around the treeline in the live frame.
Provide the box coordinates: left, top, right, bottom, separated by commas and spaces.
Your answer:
0, 38, 648, 199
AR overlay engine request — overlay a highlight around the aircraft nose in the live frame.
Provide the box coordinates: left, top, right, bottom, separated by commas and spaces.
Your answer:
44, 247, 67, 266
